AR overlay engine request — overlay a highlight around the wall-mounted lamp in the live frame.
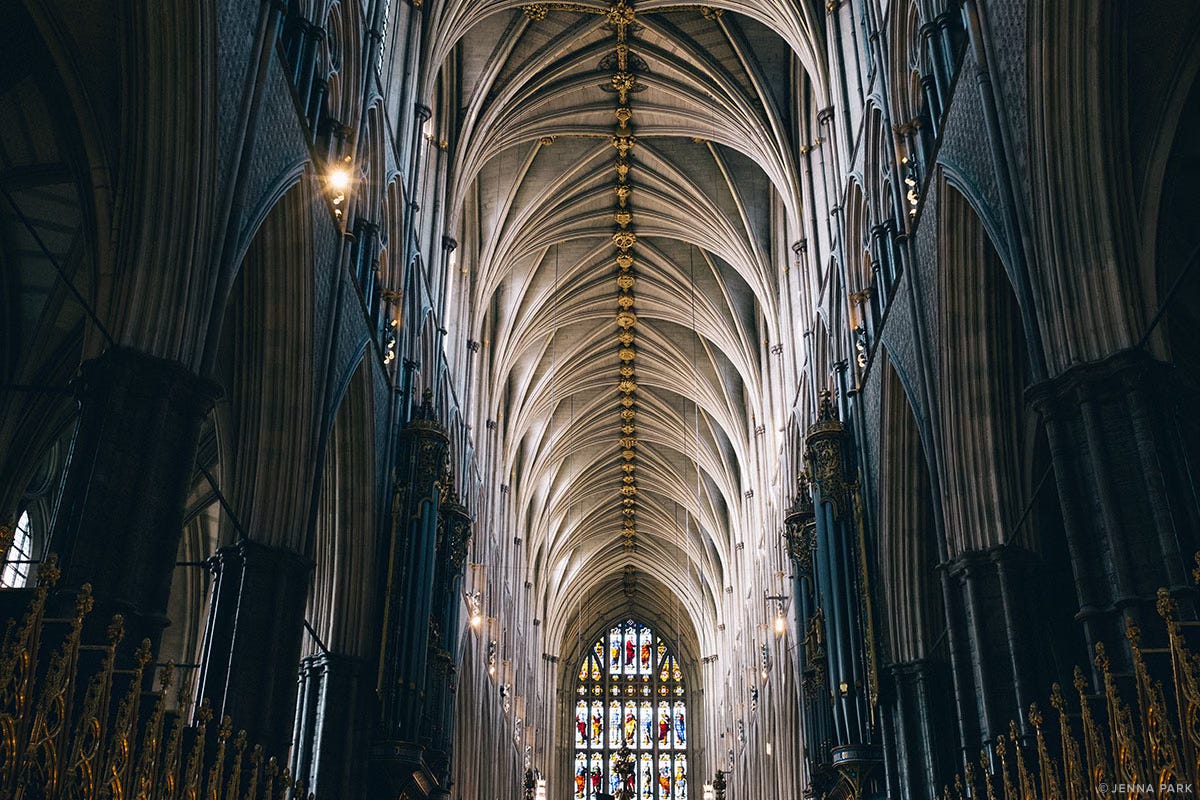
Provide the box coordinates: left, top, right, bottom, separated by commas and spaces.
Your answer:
467, 591, 484, 629
325, 156, 354, 219
765, 593, 788, 637
854, 324, 868, 369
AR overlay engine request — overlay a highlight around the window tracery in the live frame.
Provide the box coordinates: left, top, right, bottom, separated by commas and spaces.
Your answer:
573, 620, 688, 800
1, 511, 33, 589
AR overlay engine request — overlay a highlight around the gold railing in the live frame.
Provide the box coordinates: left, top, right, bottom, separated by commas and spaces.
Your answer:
0, 555, 310, 800
941, 582, 1200, 799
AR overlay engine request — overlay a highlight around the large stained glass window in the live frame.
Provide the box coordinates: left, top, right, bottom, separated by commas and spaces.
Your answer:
573, 620, 688, 800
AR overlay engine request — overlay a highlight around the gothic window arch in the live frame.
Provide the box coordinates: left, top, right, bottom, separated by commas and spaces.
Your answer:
573, 620, 689, 800
1, 510, 34, 589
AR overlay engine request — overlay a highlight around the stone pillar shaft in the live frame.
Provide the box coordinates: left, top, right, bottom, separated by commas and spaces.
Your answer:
195, 539, 312, 757
49, 347, 219, 657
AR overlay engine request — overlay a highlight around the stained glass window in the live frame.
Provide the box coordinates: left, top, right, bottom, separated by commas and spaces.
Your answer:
574, 620, 689, 800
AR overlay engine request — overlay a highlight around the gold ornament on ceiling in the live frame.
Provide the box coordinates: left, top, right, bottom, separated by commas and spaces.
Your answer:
607, 1, 637, 31
611, 134, 637, 157
598, 0, 648, 551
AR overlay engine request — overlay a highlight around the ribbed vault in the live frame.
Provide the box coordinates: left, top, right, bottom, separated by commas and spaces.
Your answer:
430, 0, 811, 701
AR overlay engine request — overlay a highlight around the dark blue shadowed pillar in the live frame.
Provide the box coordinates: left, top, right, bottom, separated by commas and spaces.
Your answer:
371, 388, 450, 797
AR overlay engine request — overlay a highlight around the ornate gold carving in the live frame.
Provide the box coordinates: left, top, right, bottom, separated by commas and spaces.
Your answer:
0, 559, 295, 800
612, 231, 637, 249
611, 134, 637, 157
595, 1, 648, 549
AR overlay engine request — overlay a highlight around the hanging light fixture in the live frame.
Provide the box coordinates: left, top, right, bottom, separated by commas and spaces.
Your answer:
467, 591, 484, 628
765, 593, 788, 637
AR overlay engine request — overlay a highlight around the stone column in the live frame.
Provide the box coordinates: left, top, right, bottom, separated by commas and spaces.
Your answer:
1028, 349, 1200, 669
887, 660, 948, 800
941, 545, 1059, 751
49, 347, 220, 659
292, 651, 371, 798
194, 538, 312, 758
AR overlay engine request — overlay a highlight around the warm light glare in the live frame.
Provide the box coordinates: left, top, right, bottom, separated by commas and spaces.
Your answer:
774, 614, 786, 636
327, 167, 351, 192
535, 780, 547, 800
471, 613, 483, 628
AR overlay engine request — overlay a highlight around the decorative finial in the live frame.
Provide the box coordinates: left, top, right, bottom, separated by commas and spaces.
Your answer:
817, 389, 837, 422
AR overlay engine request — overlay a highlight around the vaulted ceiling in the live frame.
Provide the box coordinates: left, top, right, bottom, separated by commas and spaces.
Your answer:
430, 1, 821, 658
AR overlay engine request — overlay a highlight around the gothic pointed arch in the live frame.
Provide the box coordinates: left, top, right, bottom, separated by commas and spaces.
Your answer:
569, 617, 693, 800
